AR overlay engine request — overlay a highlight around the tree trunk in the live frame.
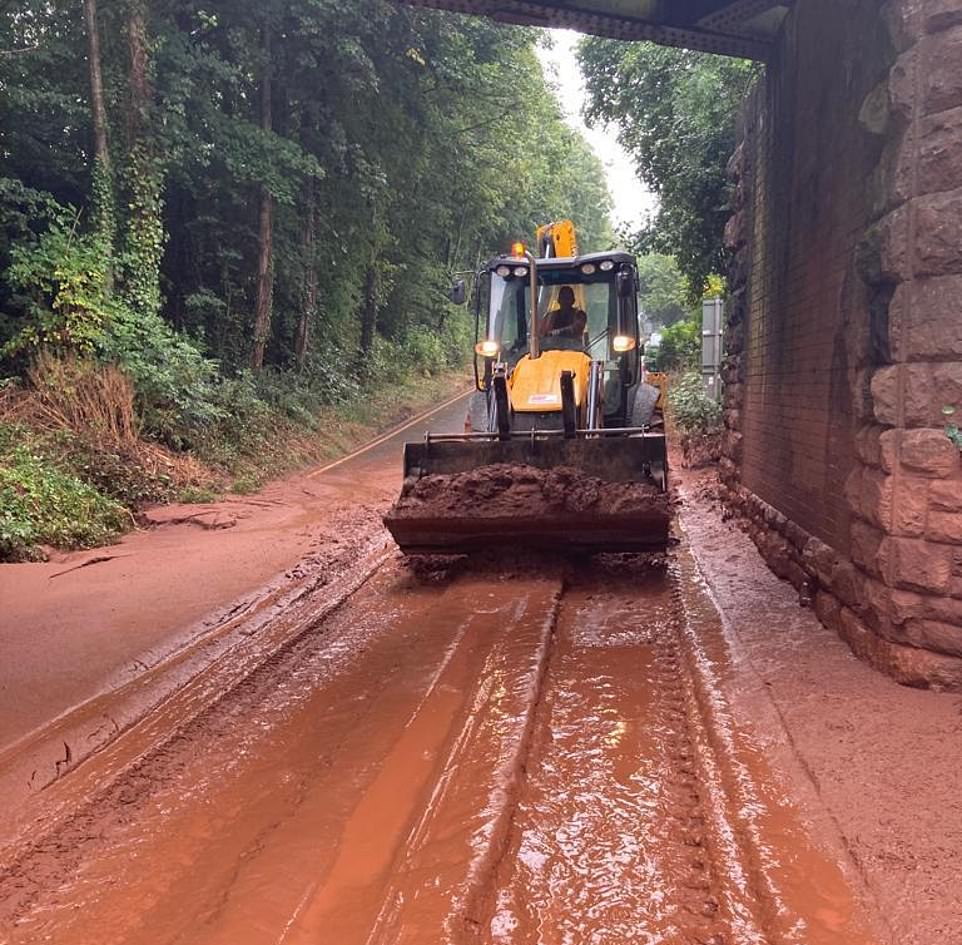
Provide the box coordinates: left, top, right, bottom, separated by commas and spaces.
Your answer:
84, 0, 110, 169
127, 2, 149, 142
250, 25, 274, 371
295, 180, 316, 371
84, 0, 115, 287
360, 261, 377, 356
123, 0, 163, 316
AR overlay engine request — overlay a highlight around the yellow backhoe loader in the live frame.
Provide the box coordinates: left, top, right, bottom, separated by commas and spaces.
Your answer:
384, 222, 670, 554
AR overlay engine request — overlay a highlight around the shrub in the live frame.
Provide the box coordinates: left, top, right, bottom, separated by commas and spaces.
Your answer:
656, 315, 701, 372
668, 371, 722, 436
0, 424, 128, 560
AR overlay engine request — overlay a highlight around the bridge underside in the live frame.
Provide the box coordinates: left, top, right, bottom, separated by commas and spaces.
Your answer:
401, 0, 792, 59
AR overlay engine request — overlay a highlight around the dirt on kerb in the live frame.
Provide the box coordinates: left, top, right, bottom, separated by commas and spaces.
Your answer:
384, 463, 672, 553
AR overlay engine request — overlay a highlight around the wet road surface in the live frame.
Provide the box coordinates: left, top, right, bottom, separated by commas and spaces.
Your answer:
0, 394, 886, 945
0, 558, 883, 945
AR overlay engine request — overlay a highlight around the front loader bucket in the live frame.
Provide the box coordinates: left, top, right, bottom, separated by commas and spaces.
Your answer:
384, 433, 670, 555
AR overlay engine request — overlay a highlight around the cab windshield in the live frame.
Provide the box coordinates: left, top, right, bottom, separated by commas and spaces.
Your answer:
487, 266, 617, 362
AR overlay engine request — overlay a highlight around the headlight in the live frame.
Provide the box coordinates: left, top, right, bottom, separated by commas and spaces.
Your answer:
612, 335, 636, 353
599, 260, 615, 271
495, 265, 510, 277
475, 339, 500, 358
580, 263, 596, 275
513, 266, 528, 277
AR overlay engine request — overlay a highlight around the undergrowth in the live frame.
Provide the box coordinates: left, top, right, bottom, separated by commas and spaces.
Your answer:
0, 424, 128, 560
0, 352, 468, 561
668, 371, 723, 436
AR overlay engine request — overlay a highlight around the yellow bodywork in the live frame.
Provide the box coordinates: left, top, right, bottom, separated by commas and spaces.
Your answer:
509, 350, 591, 413
536, 220, 577, 258
645, 371, 669, 411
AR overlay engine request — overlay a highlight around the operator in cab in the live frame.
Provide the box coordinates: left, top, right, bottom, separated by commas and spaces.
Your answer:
542, 286, 586, 340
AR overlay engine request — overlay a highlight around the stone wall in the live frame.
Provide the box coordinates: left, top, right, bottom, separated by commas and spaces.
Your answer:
721, 0, 962, 689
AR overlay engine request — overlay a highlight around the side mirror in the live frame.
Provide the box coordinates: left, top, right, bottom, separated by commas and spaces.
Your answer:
617, 270, 634, 299
449, 279, 467, 306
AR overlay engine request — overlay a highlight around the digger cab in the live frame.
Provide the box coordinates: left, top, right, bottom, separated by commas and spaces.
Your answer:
469, 250, 663, 443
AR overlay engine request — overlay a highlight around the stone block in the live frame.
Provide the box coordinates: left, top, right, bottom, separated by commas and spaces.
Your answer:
878, 428, 900, 472
844, 467, 864, 516
928, 511, 962, 544
925, 0, 962, 34
863, 467, 896, 530
881, 0, 962, 47
871, 366, 900, 425
724, 211, 745, 251
888, 587, 931, 623
904, 619, 962, 657
922, 591, 962, 625
889, 276, 962, 362
932, 363, 962, 413
874, 135, 914, 216
881, 0, 914, 51
830, 560, 864, 611
814, 590, 841, 629
893, 476, 930, 536
904, 364, 935, 427
837, 606, 962, 690
922, 26, 962, 115
850, 519, 885, 574
900, 428, 961, 476
880, 535, 954, 592
930, 478, 962, 512
721, 430, 743, 464
784, 521, 809, 553
914, 190, 962, 277
855, 425, 882, 467
876, 204, 912, 282
918, 106, 962, 196
888, 47, 918, 119
803, 539, 838, 586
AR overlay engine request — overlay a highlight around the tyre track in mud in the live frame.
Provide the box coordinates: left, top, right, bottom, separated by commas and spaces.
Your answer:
0, 551, 884, 945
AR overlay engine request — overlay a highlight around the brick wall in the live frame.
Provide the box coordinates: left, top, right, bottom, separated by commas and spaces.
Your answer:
736, 0, 893, 552
722, 0, 962, 689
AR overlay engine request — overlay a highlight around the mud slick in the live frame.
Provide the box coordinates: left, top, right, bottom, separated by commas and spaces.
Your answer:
384, 463, 672, 554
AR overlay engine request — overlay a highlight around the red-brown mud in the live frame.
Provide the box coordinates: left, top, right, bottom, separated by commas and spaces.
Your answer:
385, 463, 671, 553
677, 467, 962, 945
1, 412, 951, 945
0, 393, 472, 755
393, 463, 668, 517
0, 551, 885, 945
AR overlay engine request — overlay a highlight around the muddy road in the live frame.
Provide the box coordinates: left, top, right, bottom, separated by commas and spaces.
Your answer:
0, 399, 887, 945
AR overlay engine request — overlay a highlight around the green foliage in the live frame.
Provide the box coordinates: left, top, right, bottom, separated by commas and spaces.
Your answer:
655, 314, 701, 372
0, 3, 616, 556
637, 254, 690, 327
0, 5, 612, 393
579, 40, 756, 296
0, 423, 128, 560
3, 212, 112, 355
668, 371, 722, 437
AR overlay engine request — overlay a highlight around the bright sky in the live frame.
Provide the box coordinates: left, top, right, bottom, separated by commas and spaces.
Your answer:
535, 29, 657, 235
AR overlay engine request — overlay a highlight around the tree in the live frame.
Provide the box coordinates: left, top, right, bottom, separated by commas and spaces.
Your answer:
0, 2, 615, 433
636, 254, 689, 327
579, 40, 756, 296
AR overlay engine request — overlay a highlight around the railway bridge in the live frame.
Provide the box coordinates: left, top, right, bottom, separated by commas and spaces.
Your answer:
405, 0, 962, 688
